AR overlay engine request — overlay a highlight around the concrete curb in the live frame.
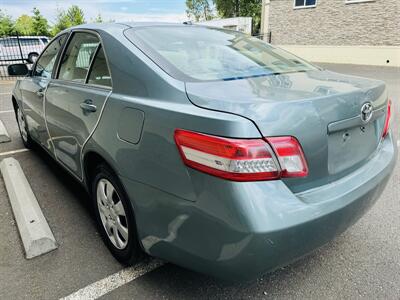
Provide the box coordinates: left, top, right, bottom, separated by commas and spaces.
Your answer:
0, 119, 11, 143
0, 157, 57, 259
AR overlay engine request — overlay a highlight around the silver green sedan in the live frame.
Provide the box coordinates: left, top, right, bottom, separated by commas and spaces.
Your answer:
8, 23, 396, 281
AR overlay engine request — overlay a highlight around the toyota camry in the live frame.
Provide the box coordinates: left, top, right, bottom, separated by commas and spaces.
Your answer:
8, 23, 396, 281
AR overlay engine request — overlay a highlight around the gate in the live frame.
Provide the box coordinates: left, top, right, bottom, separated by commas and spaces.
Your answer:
0, 34, 50, 80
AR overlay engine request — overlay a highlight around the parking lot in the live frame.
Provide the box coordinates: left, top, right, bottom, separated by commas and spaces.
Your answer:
0, 63, 399, 300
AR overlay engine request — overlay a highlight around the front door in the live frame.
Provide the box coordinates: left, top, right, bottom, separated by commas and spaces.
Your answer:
45, 31, 112, 179
20, 34, 67, 151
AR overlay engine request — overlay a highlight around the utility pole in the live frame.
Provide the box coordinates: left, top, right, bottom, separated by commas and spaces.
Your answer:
260, 0, 271, 40
235, 0, 240, 17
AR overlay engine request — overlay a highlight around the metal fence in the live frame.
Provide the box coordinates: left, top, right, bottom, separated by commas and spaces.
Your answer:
253, 31, 272, 43
0, 34, 50, 80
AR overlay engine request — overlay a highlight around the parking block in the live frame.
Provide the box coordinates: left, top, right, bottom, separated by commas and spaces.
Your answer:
0, 119, 11, 143
0, 157, 57, 259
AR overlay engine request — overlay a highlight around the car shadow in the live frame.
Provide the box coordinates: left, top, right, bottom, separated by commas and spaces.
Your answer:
109, 233, 351, 298
30, 142, 93, 215
28, 142, 350, 298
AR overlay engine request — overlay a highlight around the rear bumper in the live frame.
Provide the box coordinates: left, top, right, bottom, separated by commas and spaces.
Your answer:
121, 134, 397, 281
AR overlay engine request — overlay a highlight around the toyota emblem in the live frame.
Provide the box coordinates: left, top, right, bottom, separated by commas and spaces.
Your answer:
361, 102, 373, 123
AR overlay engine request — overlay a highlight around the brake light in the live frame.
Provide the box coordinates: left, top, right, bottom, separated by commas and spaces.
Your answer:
266, 136, 309, 178
382, 99, 392, 139
174, 129, 308, 181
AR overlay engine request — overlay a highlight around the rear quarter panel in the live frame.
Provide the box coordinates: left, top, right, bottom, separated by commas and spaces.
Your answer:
83, 30, 260, 201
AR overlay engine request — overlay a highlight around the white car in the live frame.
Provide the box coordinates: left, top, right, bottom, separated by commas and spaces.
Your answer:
0, 36, 49, 63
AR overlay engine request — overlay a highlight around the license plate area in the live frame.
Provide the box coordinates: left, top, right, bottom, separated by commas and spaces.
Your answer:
328, 122, 379, 174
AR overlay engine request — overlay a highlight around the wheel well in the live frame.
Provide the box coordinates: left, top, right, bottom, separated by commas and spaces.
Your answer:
83, 152, 111, 193
12, 96, 18, 111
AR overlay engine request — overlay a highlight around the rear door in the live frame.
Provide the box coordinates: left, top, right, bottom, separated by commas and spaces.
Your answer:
19, 34, 67, 150
45, 31, 112, 179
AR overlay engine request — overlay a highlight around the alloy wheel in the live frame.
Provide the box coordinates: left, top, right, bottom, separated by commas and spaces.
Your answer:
96, 178, 129, 250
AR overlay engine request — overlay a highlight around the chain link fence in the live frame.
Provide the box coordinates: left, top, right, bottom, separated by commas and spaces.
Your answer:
0, 33, 50, 80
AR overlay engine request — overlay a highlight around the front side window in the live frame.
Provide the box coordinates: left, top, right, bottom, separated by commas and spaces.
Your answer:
294, 0, 316, 8
34, 34, 67, 78
127, 26, 317, 82
58, 32, 100, 82
87, 46, 112, 87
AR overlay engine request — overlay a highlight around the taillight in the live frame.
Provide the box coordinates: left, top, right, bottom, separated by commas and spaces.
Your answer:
266, 137, 309, 178
174, 129, 308, 181
382, 99, 392, 139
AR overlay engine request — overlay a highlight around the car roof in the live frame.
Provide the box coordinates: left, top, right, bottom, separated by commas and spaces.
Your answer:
68, 22, 188, 33
119, 22, 186, 27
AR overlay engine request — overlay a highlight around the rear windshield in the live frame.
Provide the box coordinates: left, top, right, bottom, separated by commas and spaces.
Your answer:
126, 26, 317, 82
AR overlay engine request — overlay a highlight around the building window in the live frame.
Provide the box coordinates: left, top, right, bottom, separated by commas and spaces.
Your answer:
294, 0, 317, 8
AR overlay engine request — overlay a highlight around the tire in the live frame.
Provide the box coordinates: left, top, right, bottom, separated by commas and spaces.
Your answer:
27, 52, 39, 64
15, 105, 33, 148
91, 163, 143, 265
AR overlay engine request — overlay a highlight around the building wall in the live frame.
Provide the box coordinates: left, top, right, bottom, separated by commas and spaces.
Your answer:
269, 0, 400, 46
198, 17, 253, 35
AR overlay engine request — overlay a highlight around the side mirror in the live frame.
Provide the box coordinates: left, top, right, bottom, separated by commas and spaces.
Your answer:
7, 64, 30, 76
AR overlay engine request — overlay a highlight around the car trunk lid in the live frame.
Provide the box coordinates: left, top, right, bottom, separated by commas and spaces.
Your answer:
185, 70, 388, 193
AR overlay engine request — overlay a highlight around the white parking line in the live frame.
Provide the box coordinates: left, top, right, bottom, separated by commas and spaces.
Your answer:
0, 110, 14, 114
0, 92, 11, 95
0, 148, 29, 157
60, 259, 165, 300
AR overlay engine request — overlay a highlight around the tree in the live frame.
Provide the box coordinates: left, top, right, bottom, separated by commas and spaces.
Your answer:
0, 9, 14, 35
67, 5, 85, 26
52, 9, 70, 36
14, 15, 34, 35
213, 0, 262, 34
32, 7, 50, 36
92, 14, 103, 23
52, 5, 85, 36
186, 0, 213, 22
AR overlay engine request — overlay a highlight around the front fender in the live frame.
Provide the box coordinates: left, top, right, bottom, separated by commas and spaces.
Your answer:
12, 80, 23, 109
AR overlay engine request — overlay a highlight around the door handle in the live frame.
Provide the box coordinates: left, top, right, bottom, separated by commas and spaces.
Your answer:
80, 99, 97, 113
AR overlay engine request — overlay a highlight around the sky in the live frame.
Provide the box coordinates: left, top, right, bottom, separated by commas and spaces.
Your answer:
1, 0, 189, 24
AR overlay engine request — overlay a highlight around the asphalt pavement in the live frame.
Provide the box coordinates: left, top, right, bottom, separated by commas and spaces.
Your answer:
0, 64, 399, 299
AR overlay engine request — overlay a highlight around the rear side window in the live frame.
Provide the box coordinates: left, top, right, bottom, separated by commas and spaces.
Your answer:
58, 32, 99, 82
0, 39, 19, 47
87, 46, 112, 87
20, 38, 41, 46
